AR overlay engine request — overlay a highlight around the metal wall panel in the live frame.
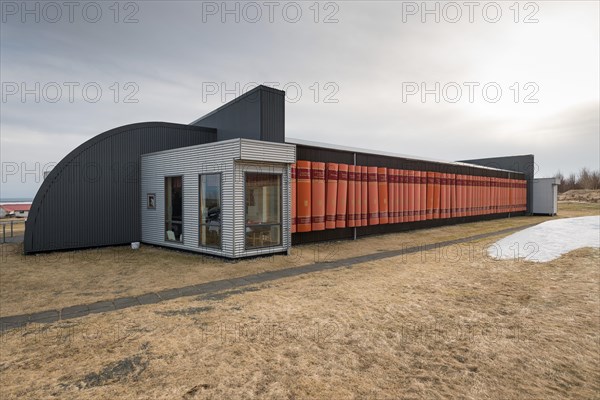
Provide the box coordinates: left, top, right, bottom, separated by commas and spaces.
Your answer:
191, 85, 285, 143
141, 139, 294, 258
260, 87, 285, 143
295, 144, 525, 179
239, 138, 296, 164
459, 155, 534, 212
141, 140, 239, 257
24, 123, 217, 254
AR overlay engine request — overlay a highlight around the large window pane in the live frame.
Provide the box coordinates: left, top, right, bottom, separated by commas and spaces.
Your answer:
165, 176, 183, 242
200, 174, 221, 248
245, 173, 281, 249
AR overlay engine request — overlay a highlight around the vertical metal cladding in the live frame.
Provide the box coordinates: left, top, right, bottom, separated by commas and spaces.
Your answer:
387, 168, 396, 224
291, 163, 297, 233
378, 167, 388, 224
336, 164, 348, 228
414, 171, 421, 222
325, 163, 338, 229
440, 173, 447, 219
311, 162, 326, 231
296, 161, 312, 232
361, 166, 368, 226
426, 171, 434, 220
400, 169, 407, 223
368, 166, 380, 225
348, 165, 356, 227
407, 170, 415, 222
24, 122, 217, 254
448, 174, 457, 218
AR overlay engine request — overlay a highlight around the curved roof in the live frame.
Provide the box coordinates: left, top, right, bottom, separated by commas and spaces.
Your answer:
25, 122, 216, 253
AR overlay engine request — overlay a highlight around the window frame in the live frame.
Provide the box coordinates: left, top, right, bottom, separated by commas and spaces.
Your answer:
164, 175, 184, 243
198, 172, 223, 250
243, 171, 283, 251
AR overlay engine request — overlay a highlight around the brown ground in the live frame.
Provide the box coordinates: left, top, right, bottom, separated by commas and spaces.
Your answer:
0, 209, 598, 399
559, 189, 600, 203
1, 202, 596, 317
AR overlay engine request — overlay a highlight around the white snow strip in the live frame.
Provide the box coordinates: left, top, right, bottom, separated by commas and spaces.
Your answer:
488, 216, 600, 262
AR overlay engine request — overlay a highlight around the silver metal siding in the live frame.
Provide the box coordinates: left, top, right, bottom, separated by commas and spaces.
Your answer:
239, 139, 296, 164
141, 141, 240, 257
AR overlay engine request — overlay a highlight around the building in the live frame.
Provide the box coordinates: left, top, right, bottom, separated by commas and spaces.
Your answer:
25, 86, 530, 257
0, 203, 31, 218
532, 178, 560, 215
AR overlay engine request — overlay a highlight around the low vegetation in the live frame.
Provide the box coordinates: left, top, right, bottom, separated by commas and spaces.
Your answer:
0, 203, 598, 399
555, 167, 600, 192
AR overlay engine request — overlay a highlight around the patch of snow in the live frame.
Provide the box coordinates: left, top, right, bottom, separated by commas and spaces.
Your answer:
488, 216, 600, 262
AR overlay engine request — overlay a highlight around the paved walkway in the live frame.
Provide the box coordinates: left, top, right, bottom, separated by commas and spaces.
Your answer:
0, 223, 538, 332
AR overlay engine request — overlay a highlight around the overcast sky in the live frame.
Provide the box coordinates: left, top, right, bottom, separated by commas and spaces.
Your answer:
1, 0, 599, 199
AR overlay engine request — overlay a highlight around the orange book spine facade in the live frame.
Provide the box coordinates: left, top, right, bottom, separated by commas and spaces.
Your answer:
378, 167, 389, 224
347, 166, 356, 228
426, 171, 434, 220
311, 162, 326, 231
325, 163, 338, 229
291, 163, 297, 233
398, 169, 408, 223
433, 172, 441, 219
407, 170, 415, 222
419, 171, 427, 221
388, 169, 396, 223
414, 171, 421, 222
466, 175, 473, 217
336, 164, 348, 228
476, 176, 481, 216
368, 166, 380, 225
355, 167, 362, 227
296, 161, 312, 232
440, 173, 448, 219
361, 166, 368, 226
449, 173, 456, 218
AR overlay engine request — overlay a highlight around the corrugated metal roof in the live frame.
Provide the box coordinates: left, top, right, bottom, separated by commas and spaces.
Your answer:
0, 203, 31, 212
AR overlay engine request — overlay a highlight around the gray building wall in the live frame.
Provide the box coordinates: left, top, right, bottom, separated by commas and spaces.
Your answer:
24, 122, 217, 254
459, 155, 535, 213
141, 139, 295, 258
190, 85, 285, 143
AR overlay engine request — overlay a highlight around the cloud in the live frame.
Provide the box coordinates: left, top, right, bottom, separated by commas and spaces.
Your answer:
1, 1, 598, 198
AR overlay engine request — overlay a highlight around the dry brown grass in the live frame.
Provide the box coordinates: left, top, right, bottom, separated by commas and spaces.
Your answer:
0, 219, 26, 236
1, 204, 597, 317
0, 231, 598, 399
559, 189, 600, 203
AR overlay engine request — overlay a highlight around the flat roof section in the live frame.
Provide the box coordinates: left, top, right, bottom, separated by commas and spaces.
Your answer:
286, 137, 518, 173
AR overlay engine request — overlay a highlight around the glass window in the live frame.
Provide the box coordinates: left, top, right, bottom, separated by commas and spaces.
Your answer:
199, 174, 221, 248
165, 176, 183, 242
245, 173, 282, 249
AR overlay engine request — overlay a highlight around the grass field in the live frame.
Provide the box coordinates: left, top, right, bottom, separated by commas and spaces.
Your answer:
0, 202, 598, 399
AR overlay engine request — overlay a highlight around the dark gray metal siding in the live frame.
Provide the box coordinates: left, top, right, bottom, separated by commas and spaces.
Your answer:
295, 145, 524, 178
260, 87, 285, 143
24, 122, 217, 254
459, 155, 534, 213
191, 85, 285, 143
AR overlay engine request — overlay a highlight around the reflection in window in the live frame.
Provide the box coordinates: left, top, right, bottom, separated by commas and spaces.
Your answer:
245, 173, 281, 249
200, 174, 221, 248
165, 176, 183, 242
